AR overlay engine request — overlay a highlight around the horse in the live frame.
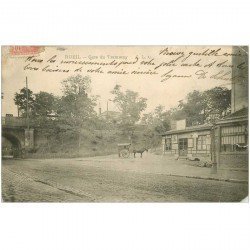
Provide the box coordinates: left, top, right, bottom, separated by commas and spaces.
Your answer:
133, 148, 148, 158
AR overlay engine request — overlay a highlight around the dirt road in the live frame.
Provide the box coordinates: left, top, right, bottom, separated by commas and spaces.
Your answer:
1, 154, 248, 202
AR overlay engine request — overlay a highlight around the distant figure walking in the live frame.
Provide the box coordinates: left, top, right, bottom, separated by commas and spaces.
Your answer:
133, 148, 148, 158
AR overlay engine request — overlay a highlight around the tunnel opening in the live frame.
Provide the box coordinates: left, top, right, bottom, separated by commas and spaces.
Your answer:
2, 133, 22, 158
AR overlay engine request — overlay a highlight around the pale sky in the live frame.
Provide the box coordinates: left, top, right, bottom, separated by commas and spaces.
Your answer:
1, 46, 234, 116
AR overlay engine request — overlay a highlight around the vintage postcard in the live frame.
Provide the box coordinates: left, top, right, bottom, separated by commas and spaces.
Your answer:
1, 45, 248, 202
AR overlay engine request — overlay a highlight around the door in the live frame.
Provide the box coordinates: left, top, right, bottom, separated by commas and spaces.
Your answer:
179, 138, 188, 156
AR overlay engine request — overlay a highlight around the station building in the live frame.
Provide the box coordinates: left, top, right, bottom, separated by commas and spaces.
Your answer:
162, 46, 248, 169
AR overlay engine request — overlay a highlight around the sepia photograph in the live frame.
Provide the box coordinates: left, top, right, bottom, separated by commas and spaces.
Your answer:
1, 1, 250, 250
1, 45, 248, 202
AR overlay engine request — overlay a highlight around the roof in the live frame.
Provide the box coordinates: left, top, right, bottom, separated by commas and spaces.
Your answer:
162, 108, 248, 136
162, 123, 212, 136
222, 107, 248, 120
216, 107, 248, 124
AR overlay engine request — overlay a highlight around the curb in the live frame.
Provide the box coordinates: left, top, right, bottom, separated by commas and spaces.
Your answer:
168, 173, 248, 184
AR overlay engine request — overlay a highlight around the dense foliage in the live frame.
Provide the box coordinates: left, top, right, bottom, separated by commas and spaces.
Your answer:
14, 77, 231, 154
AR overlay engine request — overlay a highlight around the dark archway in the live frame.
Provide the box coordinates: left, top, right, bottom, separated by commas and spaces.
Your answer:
2, 133, 22, 158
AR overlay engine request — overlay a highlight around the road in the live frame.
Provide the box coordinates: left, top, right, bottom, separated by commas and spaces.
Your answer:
1, 153, 248, 202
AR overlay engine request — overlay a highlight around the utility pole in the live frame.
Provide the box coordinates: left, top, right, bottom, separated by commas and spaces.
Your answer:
26, 76, 30, 130
107, 99, 112, 118
210, 125, 217, 174
98, 102, 101, 115
210, 111, 219, 174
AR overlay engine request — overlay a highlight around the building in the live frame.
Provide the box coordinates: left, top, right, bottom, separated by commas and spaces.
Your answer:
162, 122, 212, 162
211, 46, 248, 169
213, 46, 248, 169
162, 109, 248, 169
162, 46, 248, 169
214, 107, 248, 169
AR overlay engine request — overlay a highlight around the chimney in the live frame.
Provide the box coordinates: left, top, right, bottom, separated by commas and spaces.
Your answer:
176, 119, 186, 130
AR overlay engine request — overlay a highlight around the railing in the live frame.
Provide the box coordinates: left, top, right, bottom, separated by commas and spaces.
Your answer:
2, 116, 27, 127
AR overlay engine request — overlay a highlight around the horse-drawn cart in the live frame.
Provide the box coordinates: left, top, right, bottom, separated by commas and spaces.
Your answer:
117, 143, 131, 158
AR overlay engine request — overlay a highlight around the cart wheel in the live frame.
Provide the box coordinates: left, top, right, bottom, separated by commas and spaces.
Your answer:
120, 149, 130, 158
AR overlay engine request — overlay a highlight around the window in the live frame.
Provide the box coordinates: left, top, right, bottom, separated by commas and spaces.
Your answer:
197, 135, 208, 150
172, 135, 177, 143
221, 125, 248, 152
165, 138, 171, 151
188, 138, 194, 148
221, 125, 247, 135
179, 138, 188, 150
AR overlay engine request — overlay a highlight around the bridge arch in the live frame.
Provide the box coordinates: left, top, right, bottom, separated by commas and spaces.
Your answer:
2, 132, 23, 158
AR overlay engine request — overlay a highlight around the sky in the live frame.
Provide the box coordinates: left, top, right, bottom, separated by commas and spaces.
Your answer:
1, 46, 234, 116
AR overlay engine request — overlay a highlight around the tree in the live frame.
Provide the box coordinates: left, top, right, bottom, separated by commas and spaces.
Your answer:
178, 90, 206, 125
141, 106, 172, 148
177, 87, 231, 125
56, 75, 97, 150
111, 85, 147, 135
203, 87, 231, 118
142, 105, 171, 133
14, 88, 34, 117
32, 91, 57, 117
61, 74, 91, 96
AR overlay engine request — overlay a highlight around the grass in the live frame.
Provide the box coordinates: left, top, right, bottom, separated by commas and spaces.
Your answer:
28, 147, 118, 159
26, 129, 161, 159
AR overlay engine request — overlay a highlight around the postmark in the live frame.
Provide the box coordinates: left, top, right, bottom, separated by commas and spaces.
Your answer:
9, 46, 44, 57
